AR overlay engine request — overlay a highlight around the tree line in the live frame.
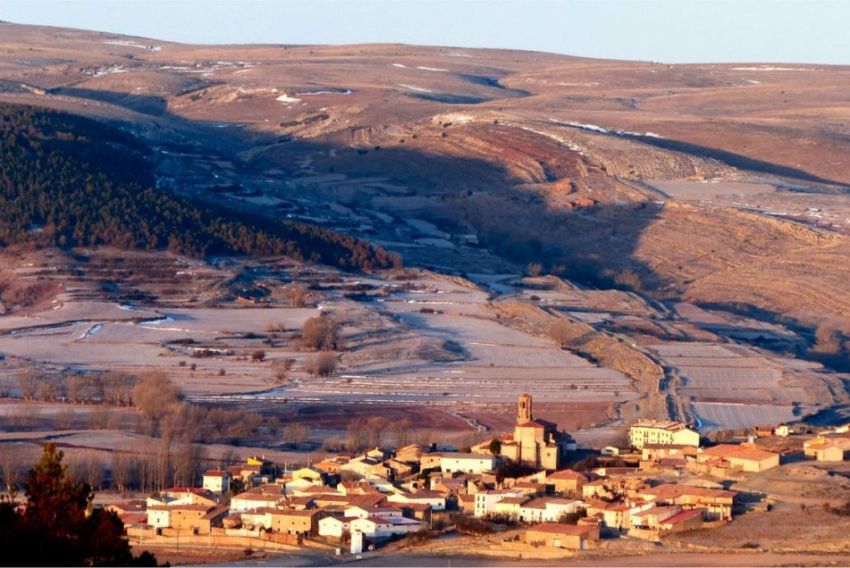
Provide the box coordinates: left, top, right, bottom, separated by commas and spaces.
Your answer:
0, 103, 401, 271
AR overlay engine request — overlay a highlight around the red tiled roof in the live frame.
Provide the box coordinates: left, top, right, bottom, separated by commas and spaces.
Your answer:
547, 469, 587, 481
660, 509, 703, 525
121, 512, 148, 525
657, 458, 688, 467
299, 485, 337, 494
701, 444, 777, 462
203, 506, 229, 520
407, 490, 445, 499
348, 494, 387, 508
315, 495, 352, 504
286, 496, 316, 506
645, 484, 736, 500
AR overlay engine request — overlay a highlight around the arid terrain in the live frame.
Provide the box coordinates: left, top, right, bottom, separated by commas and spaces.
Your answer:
1, 21, 850, 475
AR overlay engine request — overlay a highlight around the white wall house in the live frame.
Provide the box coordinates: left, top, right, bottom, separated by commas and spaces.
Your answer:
387, 491, 446, 511
519, 498, 584, 523
202, 471, 230, 494
146, 507, 170, 529
349, 516, 425, 538
318, 516, 356, 539
474, 490, 524, 518
230, 493, 284, 512
440, 453, 497, 474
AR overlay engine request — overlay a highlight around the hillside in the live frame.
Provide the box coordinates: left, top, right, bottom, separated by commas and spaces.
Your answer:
0, 22, 848, 443
1, 23, 848, 330
0, 103, 399, 270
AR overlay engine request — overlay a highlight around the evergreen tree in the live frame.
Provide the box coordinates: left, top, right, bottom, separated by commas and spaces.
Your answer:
0, 443, 160, 566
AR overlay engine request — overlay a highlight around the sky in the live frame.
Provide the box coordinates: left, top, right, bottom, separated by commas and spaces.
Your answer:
2, 0, 850, 65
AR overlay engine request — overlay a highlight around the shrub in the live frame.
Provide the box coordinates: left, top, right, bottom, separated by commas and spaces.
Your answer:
548, 320, 575, 347
826, 500, 850, 516
131, 371, 182, 433
301, 317, 338, 350
305, 352, 337, 377
613, 268, 643, 292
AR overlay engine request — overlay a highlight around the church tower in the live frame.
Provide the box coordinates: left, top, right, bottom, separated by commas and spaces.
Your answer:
517, 393, 533, 423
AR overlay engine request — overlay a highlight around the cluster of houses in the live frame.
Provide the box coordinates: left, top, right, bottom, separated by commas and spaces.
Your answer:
106, 396, 850, 555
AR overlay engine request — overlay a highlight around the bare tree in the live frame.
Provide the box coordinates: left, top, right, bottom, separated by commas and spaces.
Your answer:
365, 416, 388, 448
88, 407, 111, 430
17, 367, 38, 400
0, 445, 34, 493
613, 268, 643, 292
67, 374, 101, 404
37, 379, 58, 402
136, 440, 161, 493
283, 423, 310, 447
271, 358, 295, 383
132, 371, 183, 435
548, 320, 577, 348
103, 371, 136, 406
66, 374, 82, 404
219, 449, 240, 469
171, 438, 206, 488
55, 408, 76, 430
282, 282, 310, 308
83, 374, 104, 404
300, 317, 338, 351
391, 419, 413, 448
416, 428, 435, 447
111, 452, 134, 493
71, 451, 105, 489
156, 435, 173, 491
346, 417, 368, 453
9, 412, 35, 432
305, 351, 338, 377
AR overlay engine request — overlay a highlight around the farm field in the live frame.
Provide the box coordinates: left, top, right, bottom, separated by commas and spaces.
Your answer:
647, 341, 840, 430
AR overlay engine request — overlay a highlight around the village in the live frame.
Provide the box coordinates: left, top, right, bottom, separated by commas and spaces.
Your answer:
101, 393, 850, 562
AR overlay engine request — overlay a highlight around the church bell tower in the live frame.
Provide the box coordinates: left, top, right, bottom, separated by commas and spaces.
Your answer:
517, 393, 533, 423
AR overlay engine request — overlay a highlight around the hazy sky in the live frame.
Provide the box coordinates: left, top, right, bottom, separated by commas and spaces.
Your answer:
3, 0, 850, 64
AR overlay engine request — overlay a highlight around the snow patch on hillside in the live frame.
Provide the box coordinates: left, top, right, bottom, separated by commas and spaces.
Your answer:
276, 93, 302, 104
398, 84, 433, 93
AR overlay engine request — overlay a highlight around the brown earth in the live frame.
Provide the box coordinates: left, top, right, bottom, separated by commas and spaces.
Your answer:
2, 22, 850, 333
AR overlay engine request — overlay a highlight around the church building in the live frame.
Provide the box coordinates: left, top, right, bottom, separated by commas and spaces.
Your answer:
474, 393, 573, 470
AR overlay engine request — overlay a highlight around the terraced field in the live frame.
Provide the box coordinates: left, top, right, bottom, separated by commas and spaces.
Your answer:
648, 341, 836, 431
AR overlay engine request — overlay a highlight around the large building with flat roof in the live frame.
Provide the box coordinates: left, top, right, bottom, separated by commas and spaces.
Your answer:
629, 419, 699, 450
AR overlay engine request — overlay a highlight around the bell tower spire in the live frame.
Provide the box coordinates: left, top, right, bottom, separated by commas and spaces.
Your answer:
517, 393, 533, 423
